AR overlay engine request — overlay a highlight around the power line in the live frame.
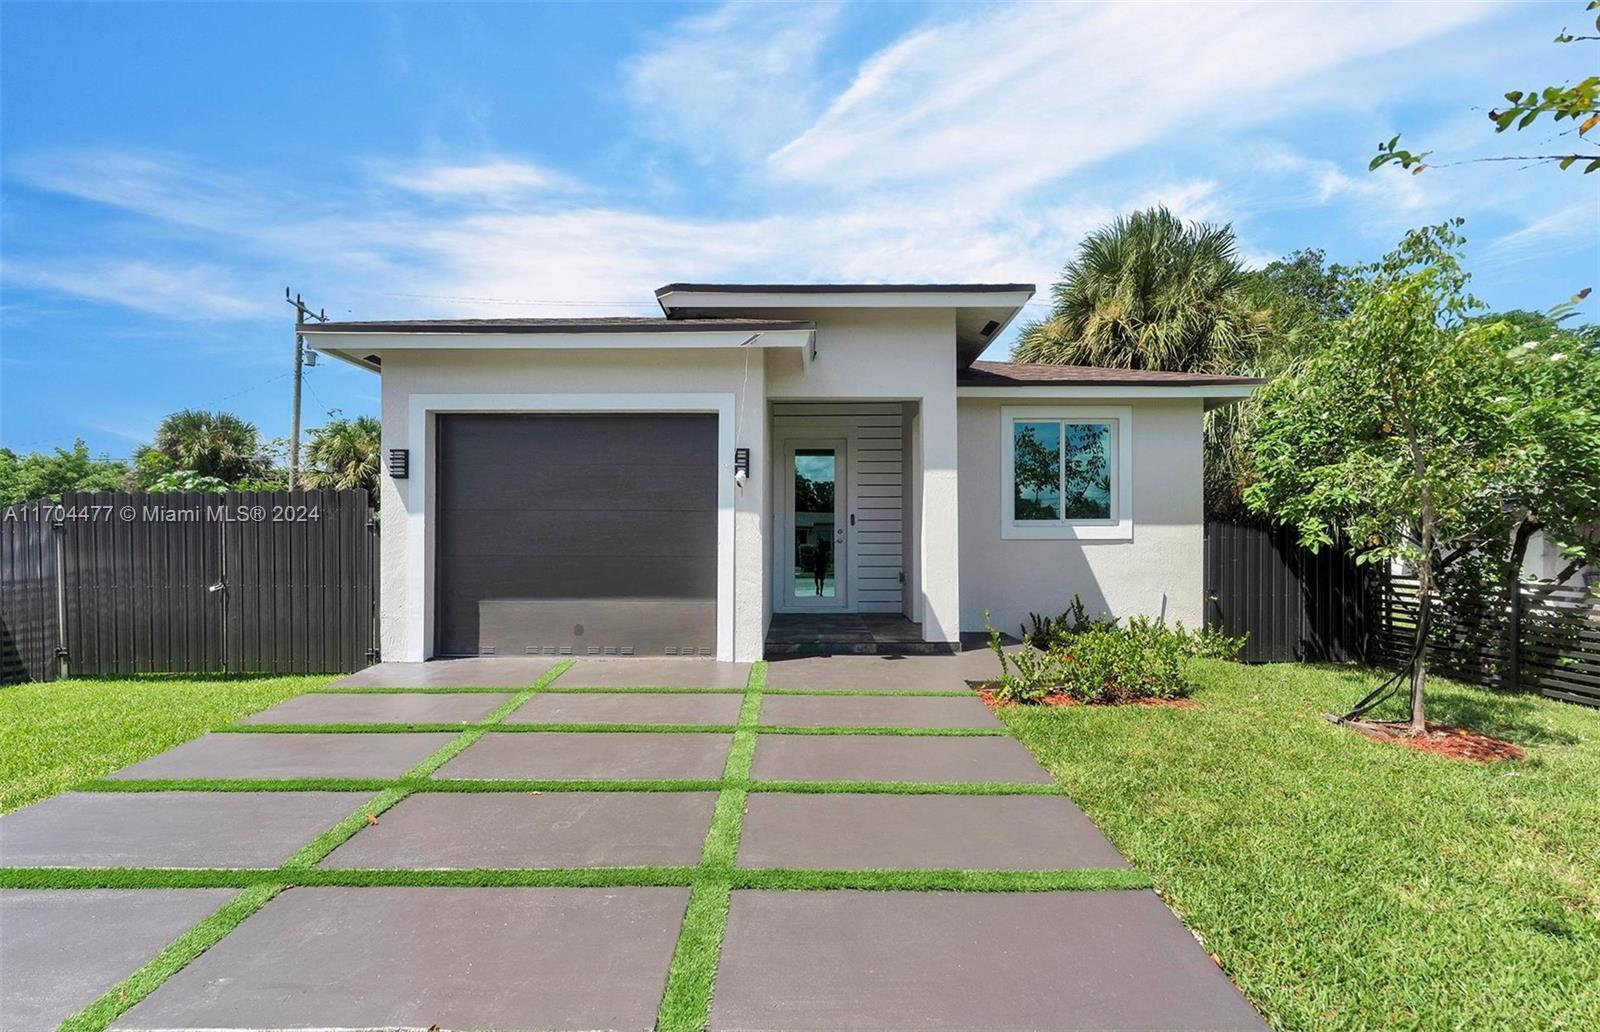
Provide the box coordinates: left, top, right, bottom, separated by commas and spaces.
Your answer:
213, 370, 292, 405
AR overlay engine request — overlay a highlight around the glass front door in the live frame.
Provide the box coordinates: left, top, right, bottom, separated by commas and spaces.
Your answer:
784, 440, 846, 609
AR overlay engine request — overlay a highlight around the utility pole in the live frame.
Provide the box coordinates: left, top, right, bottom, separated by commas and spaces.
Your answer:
284, 288, 326, 487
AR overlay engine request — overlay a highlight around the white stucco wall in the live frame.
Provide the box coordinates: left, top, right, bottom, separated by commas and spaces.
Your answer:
764, 309, 960, 642
957, 396, 1206, 636
377, 347, 768, 662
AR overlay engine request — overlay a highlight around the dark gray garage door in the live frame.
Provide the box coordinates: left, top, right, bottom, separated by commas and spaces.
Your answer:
436, 414, 718, 657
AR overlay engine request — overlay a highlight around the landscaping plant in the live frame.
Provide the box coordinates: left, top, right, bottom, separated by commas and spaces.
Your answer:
987, 601, 1238, 704
1246, 220, 1600, 732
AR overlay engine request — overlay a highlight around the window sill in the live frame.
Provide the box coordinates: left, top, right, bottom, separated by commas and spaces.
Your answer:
1002, 520, 1133, 542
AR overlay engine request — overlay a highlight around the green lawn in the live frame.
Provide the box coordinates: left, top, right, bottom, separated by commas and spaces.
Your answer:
1001, 659, 1600, 1031
0, 673, 329, 813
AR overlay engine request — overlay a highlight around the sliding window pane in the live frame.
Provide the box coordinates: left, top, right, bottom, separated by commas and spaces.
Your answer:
1063, 423, 1112, 519
1013, 421, 1062, 521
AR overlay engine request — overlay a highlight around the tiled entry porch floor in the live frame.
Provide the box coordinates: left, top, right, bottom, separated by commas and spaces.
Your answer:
765, 612, 956, 655
0, 656, 1265, 1031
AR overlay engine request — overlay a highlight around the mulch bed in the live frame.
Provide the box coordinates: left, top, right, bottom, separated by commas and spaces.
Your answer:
973, 685, 1200, 711
1341, 719, 1525, 762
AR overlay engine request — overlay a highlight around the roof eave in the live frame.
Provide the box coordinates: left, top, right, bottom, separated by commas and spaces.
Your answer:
956, 383, 1262, 405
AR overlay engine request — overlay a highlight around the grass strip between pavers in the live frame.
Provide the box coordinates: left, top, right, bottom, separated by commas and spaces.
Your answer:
54, 659, 575, 1031
0, 864, 1146, 893
655, 661, 765, 1032
56, 882, 281, 1032
37, 656, 1135, 1032
0, 866, 704, 890
761, 687, 978, 697
746, 779, 1069, 795
225, 721, 1004, 736
74, 776, 1064, 795
77, 777, 398, 793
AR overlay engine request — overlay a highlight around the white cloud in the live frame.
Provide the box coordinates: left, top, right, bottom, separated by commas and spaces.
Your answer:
1481, 201, 1600, 269
9, 0, 1579, 343
767, 1, 1497, 206
624, 2, 844, 164
2, 260, 269, 320
381, 159, 581, 202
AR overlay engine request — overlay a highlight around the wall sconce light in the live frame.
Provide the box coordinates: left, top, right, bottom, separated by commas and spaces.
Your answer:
734, 447, 750, 485
388, 449, 410, 479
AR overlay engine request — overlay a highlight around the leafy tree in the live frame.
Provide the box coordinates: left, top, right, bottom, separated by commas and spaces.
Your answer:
1208, 249, 1355, 517
145, 469, 229, 493
1014, 206, 1261, 372
1490, 294, 1600, 583
0, 441, 129, 506
1372, 2, 1599, 174
1245, 221, 1600, 732
301, 415, 381, 503
139, 409, 270, 484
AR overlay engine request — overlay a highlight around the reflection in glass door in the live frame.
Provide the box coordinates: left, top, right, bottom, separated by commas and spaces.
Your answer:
785, 441, 846, 609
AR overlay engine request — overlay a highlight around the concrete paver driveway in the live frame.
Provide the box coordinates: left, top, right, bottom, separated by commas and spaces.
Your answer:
0, 655, 1265, 1031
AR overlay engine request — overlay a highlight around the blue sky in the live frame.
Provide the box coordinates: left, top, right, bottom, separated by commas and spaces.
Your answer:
3, 1, 1596, 458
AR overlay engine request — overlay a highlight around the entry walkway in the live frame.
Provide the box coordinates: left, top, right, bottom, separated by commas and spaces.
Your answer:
1, 656, 1265, 1031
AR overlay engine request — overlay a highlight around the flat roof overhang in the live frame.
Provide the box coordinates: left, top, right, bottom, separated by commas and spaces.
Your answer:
654, 282, 1035, 366
301, 318, 818, 373
956, 383, 1262, 409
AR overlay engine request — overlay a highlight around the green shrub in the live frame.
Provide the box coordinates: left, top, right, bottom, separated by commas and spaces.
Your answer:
1063, 617, 1188, 702
987, 604, 1213, 704
1020, 597, 1116, 647
1169, 621, 1247, 661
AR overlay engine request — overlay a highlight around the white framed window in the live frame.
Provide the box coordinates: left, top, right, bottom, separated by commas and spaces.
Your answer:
999, 406, 1133, 540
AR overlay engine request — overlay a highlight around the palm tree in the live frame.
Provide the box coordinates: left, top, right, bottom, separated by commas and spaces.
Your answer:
1014, 207, 1260, 372
141, 409, 269, 484
301, 415, 381, 503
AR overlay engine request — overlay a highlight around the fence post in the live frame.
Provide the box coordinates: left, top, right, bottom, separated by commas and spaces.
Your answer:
1505, 576, 1523, 691
52, 513, 68, 679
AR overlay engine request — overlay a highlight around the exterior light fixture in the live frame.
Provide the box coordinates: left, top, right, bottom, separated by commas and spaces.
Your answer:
734, 447, 750, 485
388, 449, 410, 479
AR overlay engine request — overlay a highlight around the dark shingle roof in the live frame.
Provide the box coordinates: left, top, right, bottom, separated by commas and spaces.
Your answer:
302, 316, 814, 334
959, 361, 1265, 388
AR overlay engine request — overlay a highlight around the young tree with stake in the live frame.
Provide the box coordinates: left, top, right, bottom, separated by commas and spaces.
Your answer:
1246, 221, 1599, 732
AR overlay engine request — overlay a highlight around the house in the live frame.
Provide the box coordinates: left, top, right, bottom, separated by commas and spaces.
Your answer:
303, 283, 1262, 663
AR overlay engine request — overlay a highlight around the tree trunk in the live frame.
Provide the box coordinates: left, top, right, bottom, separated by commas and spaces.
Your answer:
1409, 587, 1430, 733
1405, 418, 1434, 735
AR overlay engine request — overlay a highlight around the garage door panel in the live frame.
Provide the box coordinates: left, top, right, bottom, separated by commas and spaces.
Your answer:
436, 414, 718, 657
439, 509, 716, 559
439, 555, 717, 604
448, 465, 717, 512
440, 416, 717, 473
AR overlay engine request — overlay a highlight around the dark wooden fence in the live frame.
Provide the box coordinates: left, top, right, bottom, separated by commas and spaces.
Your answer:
1373, 576, 1600, 709
1205, 519, 1599, 708
1, 490, 379, 683
1204, 520, 1379, 663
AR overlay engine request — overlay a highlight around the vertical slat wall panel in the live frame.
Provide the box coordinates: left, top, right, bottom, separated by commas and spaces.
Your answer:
2, 489, 376, 680
0, 501, 60, 683
1205, 519, 1378, 664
